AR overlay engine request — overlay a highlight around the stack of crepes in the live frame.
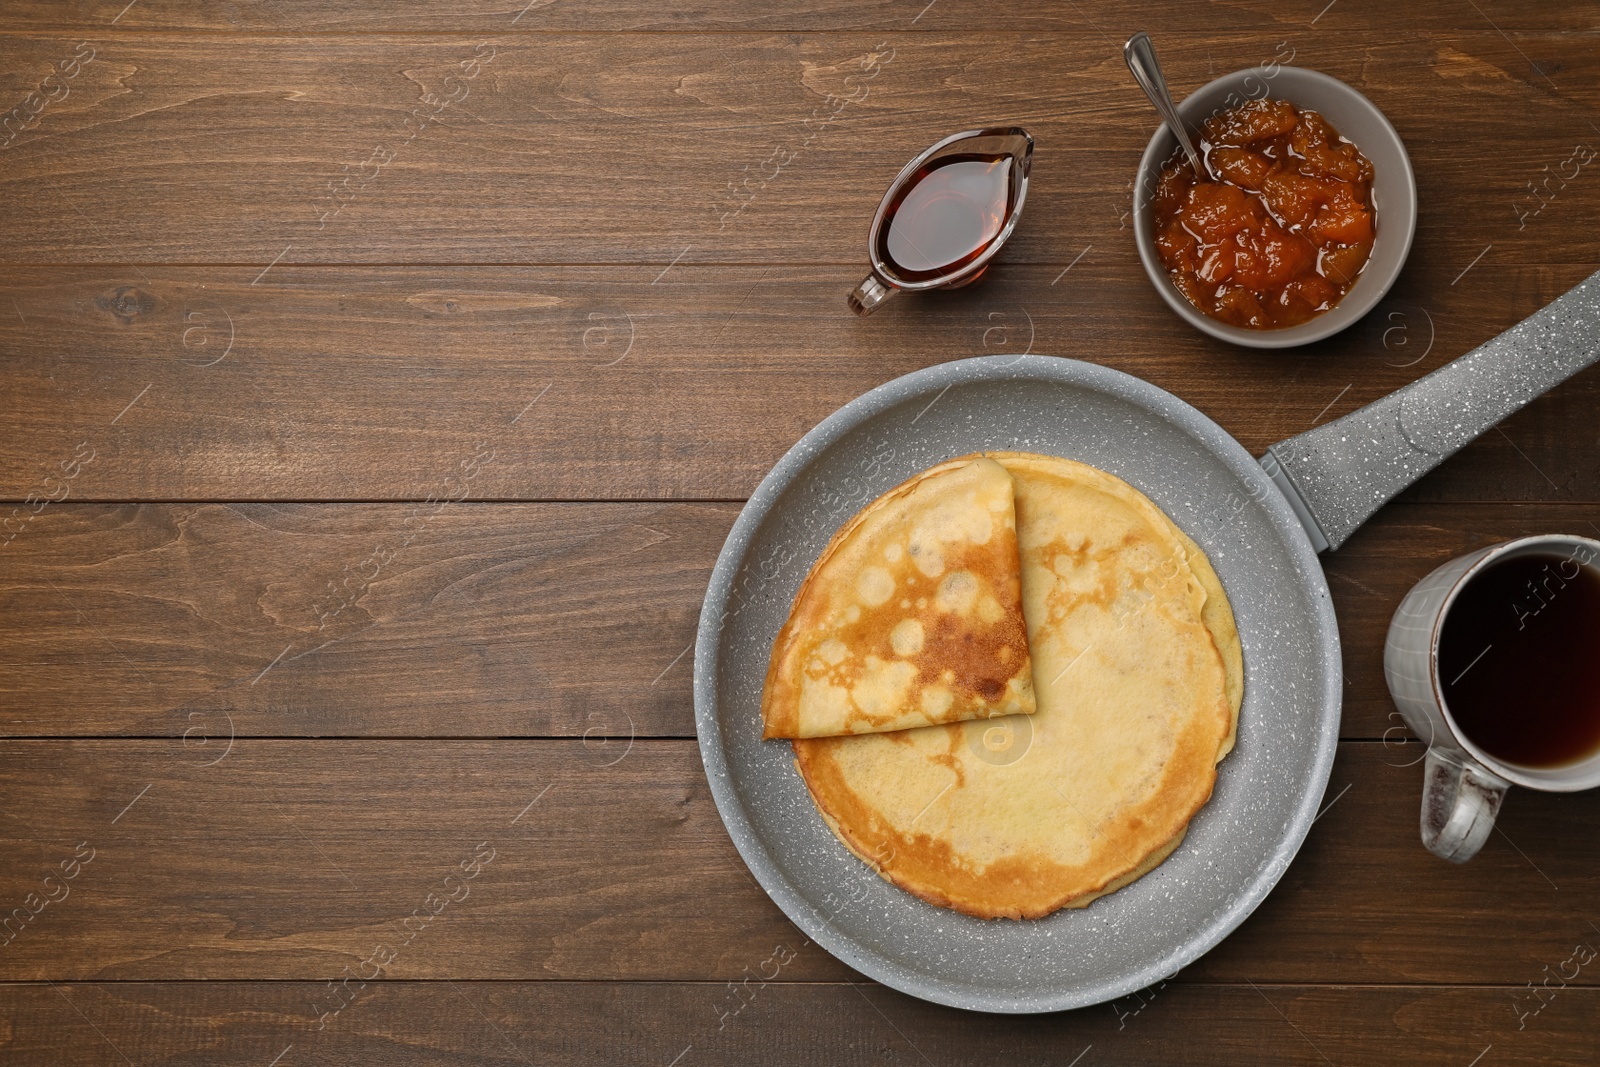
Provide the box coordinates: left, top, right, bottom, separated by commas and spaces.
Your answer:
761, 453, 1243, 920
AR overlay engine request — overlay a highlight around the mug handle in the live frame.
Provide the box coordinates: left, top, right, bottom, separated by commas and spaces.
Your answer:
1420, 747, 1510, 863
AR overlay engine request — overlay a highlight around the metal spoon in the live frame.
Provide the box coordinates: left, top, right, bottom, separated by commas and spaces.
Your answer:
1124, 32, 1202, 175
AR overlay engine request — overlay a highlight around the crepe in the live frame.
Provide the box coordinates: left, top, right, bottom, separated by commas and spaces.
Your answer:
761, 456, 1037, 740
793, 452, 1243, 920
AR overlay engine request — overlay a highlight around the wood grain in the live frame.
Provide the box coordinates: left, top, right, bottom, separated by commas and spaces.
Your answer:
0, 739, 1596, 987
2, 265, 1597, 502
3, 4, 1599, 1061
5, 0, 1597, 32
0, 34, 1596, 267
0, 502, 726, 737
3, 501, 1596, 739
2, 981, 1593, 1066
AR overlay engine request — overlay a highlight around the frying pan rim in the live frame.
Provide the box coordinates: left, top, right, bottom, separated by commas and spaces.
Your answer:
694, 353, 1342, 1013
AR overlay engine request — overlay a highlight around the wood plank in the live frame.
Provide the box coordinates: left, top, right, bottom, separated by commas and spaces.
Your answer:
0, 33, 1597, 267
2, 265, 1596, 502
3, 501, 1598, 739
6, 0, 1596, 32
0, 739, 1597, 986
0, 502, 728, 737
1, 981, 1593, 1066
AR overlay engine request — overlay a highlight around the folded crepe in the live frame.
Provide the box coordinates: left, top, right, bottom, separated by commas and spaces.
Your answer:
793, 452, 1243, 919
761, 456, 1038, 740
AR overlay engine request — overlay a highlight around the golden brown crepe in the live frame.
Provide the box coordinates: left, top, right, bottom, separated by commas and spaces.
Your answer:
793, 452, 1243, 919
761, 456, 1037, 740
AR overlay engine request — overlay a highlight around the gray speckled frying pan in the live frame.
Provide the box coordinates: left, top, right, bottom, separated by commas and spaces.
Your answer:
694, 270, 1600, 1014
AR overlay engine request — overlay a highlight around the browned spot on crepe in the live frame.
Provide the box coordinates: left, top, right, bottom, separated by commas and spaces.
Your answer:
761, 456, 1037, 740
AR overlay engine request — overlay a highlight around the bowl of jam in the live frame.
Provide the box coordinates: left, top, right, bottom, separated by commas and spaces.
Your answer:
1132, 66, 1416, 348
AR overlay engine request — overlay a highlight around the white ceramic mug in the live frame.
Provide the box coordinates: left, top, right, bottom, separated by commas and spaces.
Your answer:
1384, 534, 1600, 862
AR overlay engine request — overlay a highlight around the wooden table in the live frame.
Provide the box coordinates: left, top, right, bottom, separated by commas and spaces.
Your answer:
2, 2, 1598, 1063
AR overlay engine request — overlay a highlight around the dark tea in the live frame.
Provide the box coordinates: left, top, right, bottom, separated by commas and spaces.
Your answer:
1438, 550, 1600, 767
878, 154, 1016, 281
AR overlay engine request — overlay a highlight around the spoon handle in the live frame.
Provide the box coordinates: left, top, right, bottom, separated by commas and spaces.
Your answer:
1124, 32, 1202, 173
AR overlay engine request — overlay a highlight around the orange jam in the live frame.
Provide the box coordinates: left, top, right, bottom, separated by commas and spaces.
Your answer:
1152, 98, 1376, 330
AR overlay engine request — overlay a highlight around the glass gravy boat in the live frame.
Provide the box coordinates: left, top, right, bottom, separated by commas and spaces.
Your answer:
849, 127, 1034, 315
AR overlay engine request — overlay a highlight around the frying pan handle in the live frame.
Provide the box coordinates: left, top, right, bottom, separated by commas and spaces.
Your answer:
1263, 267, 1600, 551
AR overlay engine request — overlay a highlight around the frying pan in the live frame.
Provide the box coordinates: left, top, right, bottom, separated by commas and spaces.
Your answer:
694, 269, 1600, 1013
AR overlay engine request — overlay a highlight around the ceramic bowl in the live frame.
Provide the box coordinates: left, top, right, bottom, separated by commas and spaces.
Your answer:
1132, 66, 1417, 349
